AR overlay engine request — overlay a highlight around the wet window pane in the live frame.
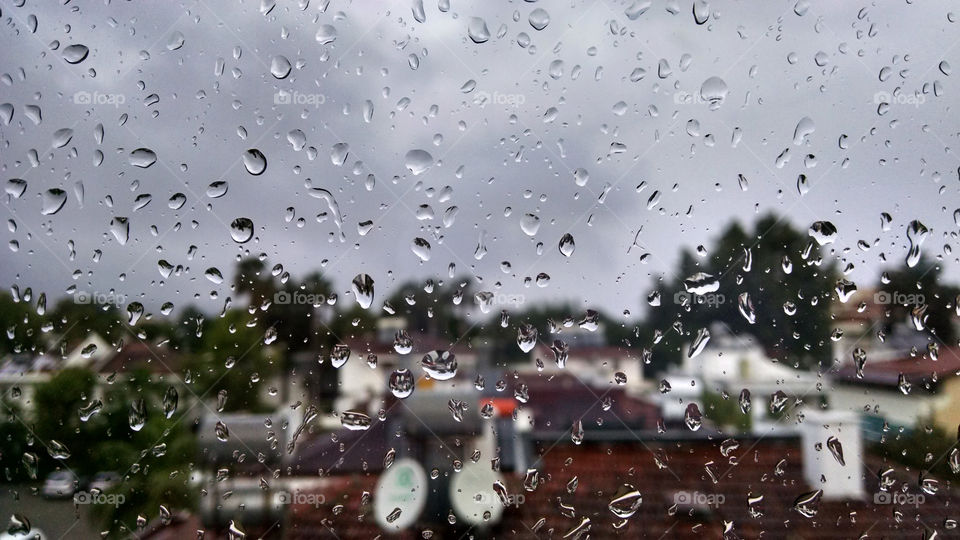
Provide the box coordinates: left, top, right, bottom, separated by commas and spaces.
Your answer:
0, 1, 958, 538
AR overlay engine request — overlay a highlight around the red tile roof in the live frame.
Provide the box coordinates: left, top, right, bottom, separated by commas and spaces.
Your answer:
282, 431, 955, 539
833, 346, 960, 388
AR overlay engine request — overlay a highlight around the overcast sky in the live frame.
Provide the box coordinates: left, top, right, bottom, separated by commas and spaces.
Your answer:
1, 0, 958, 321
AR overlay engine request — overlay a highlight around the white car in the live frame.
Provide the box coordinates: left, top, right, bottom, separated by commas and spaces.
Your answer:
40, 471, 77, 499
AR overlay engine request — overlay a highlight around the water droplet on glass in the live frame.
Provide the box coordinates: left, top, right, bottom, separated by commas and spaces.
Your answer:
608, 485, 642, 518
529, 8, 550, 30
421, 350, 457, 380
270, 55, 292, 79
411, 237, 432, 261
688, 327, 710, 358
330, 343, 351, 368
520, 214, 540, 236
692, 0, 710, 24
404, 149, 434, 175
128, 148, 157, 168
110, 217, 130, 245
826, 436, 844, 465
905, 219, 929, 268
807, 220, 837, 245
316, 24, 338, 45
342, 411, 372, 431
389, 368, 415, 398
394, 330, 413, 354
230, 218, 254, 243
351, 274, 375, 309
62, 44, 89, 64
41, 188, 68, 215
468, 17, 491, 43
559, 233, 575, 257
684, 403, 702, 431
242, 149, 267, 175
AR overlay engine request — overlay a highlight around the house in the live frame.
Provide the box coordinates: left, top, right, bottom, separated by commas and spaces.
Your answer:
829, 345, 960, 438
527, 324, 648, 395
281, 406, 954, 539
656, 324, 820, 430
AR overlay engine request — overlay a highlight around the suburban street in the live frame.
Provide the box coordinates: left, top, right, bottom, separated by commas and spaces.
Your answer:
0, 486, 97, 539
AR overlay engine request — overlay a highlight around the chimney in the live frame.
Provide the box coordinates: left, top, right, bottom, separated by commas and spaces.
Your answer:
800, 409, 864, 500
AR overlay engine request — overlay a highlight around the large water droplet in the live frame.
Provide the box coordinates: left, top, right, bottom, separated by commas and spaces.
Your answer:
529, 8, 550, 30
52, 128, 74, 148
608, 485, 642, 518
341, 411, 371, 431
559, 233, 575, 257
316, 24, 338, 45
692, 0, 710, 24
700, 76, 728, 110
41, 188, 68, 215
404, 149, 434, 175
826, 436, 844, 465
129, 148, 157, 168
62, 44, 89, 64
242, 149, 267, 175
389, 368, 415, 398
808, 221, 837, 245
468, 17, 491, 43
517, 323, 538, 353
520, 214, 540, 236
684, 403, 702, 431
411, 237, 431, 261
330, 344, 351, 368
687, 327, 710, 358
351, 274, 375, 309
270, 55, 292, 79
421, 350, 457, 380
682, 272, 719, 295
230, 218, 254, 243
110, 217, 130, 245
793, 116, 815, 145
905, 219, 929, 268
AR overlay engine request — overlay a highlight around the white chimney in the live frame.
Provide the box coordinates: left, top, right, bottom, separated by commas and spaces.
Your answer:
800, 409, 864, 500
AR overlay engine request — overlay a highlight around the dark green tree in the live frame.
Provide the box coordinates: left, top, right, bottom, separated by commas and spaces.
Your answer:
644, 214, 838, 374
878, 257, 959, 345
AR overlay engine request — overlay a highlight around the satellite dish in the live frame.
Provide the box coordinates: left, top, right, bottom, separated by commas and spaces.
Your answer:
374, 458, 428, 531
449, 461, 506, 526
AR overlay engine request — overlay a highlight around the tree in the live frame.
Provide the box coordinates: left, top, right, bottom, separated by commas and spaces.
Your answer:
181, 309, 275, 412
0, 290, 46, 355
643, 214, 838, 374
87, 369, 197, 537
32, 368, 98, 475
878, 257, 959, 345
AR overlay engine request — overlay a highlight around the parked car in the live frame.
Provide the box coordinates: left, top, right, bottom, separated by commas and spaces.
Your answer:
40, 470, 77, 499
88, 471, 120, 493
